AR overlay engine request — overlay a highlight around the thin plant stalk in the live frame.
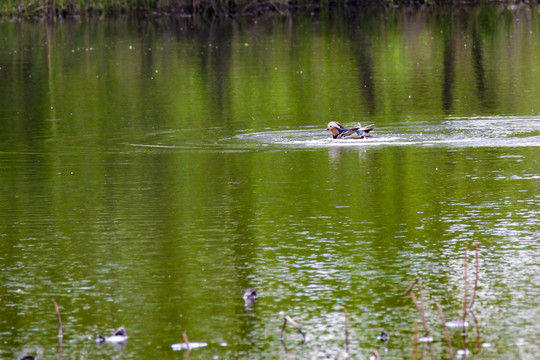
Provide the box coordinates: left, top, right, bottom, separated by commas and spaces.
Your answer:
51, 298, 63, 352
412, 322, 418, 360
279, 315, 306, 342
404, 278, 429, 337
403, 277, 435, 360
182, 332, 190, 350
469, 244, 480, 310
436, 303, 453, 359
403, 277, 419, 296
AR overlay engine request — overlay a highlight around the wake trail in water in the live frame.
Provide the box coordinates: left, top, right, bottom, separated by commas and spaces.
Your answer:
235, 116, 540, 149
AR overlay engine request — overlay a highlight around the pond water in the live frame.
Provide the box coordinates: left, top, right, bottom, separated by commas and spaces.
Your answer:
0, 5, 539, 360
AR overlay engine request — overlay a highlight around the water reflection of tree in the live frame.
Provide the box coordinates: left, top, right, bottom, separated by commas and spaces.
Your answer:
346, 11, 377, 116
471, 27, 489, 110
470, 8, 497, 112
441, 16, 456, 114
355, 38, 376, 116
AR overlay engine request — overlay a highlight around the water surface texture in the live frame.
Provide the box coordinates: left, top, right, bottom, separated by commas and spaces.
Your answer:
0, 6, 539, 360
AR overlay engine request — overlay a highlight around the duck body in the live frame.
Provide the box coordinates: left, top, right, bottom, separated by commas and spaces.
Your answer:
96, 326, 128, 344
326, 121, 374, 139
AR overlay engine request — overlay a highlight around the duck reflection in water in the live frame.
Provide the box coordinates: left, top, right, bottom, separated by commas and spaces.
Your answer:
326, 122, 375, 139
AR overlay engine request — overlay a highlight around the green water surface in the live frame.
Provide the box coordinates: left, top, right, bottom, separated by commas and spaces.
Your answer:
0, 6, 539, 359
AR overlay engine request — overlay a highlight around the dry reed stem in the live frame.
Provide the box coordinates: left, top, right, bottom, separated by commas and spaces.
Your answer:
467, 245, 482, 357
469, 308, 483, 355
469, 244, 480, 311
182, 332, 190, 350
51, 298, 63, 351
403, 277, 420, 296
51, 299, 63, 338
279, 315, 306, 342
407, 284, 430, 338
436, 303, 453, 359
412, 322, 418, 360
279, 317, 287, 341
404, 278, 435, 360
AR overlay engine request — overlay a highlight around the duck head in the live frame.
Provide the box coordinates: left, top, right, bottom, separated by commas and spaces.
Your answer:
243, 288, 258, 301
326, 121, 344, 139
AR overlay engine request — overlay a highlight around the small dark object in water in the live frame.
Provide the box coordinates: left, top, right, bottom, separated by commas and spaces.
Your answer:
96, 326, 128, 344
243, 288, 258, 301
376, 330, 389, 342
19, 356, 35, 360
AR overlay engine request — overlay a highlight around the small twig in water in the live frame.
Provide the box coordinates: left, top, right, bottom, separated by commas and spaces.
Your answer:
469, 308, 483, 354
51, 298, 63, 352
403, 278, 435, 360
436, 303, 453, 359
403, 279, 429, 337
403, 277, 420, 296
412, 322, 418, 360
279, 315, 306, 342
469, 244, 480, 311
182, 332, 190, 350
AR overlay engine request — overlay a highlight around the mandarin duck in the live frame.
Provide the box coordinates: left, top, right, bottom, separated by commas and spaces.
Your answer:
326, 121, 374, 139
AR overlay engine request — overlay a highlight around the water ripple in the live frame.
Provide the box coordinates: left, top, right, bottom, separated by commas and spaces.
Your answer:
234, 116, 540, 149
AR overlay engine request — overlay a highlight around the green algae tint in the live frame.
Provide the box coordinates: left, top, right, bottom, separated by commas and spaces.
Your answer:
0, 7, 539, 359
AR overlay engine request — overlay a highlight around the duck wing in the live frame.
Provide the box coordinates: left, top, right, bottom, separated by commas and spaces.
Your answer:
337, 128, 362, 138
357, 124, 374, 133
336, 124, 375, 139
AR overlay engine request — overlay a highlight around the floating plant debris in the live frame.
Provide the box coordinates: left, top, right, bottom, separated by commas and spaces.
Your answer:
171, 332, 208, 351
418, 336, 434, 343
445, 320, 469, 328
171, 342, 208, 351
